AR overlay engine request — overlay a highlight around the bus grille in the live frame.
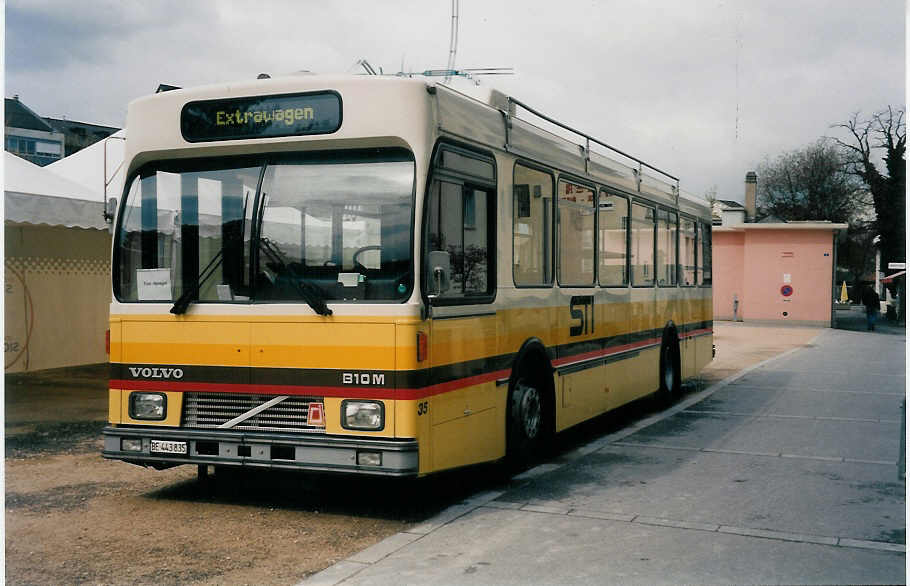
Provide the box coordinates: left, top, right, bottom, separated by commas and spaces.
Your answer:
183, 393, 326, 434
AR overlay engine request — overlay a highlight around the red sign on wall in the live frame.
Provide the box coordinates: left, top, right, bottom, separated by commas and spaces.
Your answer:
780, 285, 794, 297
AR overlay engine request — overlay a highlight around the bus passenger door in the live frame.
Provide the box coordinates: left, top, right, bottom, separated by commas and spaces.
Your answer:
424, 172, 501, 471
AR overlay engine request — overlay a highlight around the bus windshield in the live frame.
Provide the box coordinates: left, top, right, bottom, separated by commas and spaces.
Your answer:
115, 150, 415, 305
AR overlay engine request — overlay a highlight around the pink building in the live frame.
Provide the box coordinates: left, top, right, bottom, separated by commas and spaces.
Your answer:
713, 223, 847, 326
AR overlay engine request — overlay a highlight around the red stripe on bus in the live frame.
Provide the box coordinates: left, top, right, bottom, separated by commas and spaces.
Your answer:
110, 330, 712, 400
552, 337, 662, 367
110, 370, 512, 401
679, 328, 713, 339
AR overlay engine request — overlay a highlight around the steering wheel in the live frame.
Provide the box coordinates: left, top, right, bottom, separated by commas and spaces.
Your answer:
352, 245, 382, 269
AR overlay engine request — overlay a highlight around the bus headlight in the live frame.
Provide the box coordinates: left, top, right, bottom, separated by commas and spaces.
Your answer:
129, 392, 167, 420
342, 400, 384, 430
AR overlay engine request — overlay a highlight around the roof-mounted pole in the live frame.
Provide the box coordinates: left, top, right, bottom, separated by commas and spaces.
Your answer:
103, 135, 127, 224
507, 96, 679, 185
584, 137, 591, 174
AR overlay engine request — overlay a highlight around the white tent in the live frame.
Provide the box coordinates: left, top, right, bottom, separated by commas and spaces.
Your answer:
5, 128, 125, 230
47, 129, 126, 204
4, 151, 108, 230
4, 139, 122, 372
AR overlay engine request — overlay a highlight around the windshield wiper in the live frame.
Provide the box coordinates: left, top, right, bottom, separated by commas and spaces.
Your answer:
170, 250, 223, 315
294, 278, 334, 316
259, 238, 333, 316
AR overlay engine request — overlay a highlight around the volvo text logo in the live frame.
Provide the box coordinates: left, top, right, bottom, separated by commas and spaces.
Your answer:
128, 366, 185, 379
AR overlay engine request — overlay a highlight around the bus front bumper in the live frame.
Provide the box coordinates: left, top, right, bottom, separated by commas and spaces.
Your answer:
102, 426, 419, 477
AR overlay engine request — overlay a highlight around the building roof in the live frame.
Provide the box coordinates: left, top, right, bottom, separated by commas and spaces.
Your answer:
4, 97, 55, 132
754, 213, 785, 223
713, 221, 848, 233
715, 199, 745, 209
44, 117, 119, 138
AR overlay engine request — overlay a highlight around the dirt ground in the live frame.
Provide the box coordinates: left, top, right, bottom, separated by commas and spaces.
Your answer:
4, 322, 821, 585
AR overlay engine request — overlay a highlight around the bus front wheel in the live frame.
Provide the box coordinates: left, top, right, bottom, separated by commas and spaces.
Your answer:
508, 377, 544, 466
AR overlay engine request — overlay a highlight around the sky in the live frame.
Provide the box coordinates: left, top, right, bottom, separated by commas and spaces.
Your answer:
4, 0, 905, 201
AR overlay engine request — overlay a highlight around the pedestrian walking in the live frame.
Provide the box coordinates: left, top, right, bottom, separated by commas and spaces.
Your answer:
861, 282, 880, 331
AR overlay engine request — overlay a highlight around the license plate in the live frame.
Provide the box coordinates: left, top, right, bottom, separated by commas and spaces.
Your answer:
150, 439, 187, 455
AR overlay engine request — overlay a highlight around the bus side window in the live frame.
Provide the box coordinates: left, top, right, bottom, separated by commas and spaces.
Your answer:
598, 191, 628, 286
630, 203, 655, 286
698, 222, 712, 285
557, 179, 595, 286
425, 180, 493, 299
680, 218, 697, 286
513, 163, 554, 286
657, 209, 677, 286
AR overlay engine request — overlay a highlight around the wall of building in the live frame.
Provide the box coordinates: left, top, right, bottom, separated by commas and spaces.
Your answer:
712, 231, 745, 320
741, 230, 834, 325
5, 223, 111, 372
5, 126, 65, 166
713, 228, 836, 326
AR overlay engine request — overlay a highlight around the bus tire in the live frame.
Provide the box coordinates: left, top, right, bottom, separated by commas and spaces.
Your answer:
658, 330, 681, 405
197, 464, 214, 495
507, 354, 554, 468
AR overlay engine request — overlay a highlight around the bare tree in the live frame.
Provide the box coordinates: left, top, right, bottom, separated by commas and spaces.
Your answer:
703, 185, 719, 223
755, 139, 863, 223
832, 106, 906, 269
703, 185, 718, 206
839, 220, 878, 285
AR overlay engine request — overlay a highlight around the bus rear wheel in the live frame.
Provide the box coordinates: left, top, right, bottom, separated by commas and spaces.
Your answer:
659, 339, 681, 405
508, 378, 544, 466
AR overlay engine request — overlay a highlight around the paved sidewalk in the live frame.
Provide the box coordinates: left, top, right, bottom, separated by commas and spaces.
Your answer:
302, 323, 906, 585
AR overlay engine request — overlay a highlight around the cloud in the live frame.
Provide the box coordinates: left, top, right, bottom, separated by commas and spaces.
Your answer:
5, 0, 904, 199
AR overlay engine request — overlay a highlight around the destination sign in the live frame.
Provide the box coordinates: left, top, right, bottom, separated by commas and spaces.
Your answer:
181, 91, 342, 142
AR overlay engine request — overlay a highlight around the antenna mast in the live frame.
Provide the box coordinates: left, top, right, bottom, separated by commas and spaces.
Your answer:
395, 2, 513, 85
445, 0, 459, 83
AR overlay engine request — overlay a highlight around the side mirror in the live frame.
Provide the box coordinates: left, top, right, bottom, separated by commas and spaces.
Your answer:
104, 197, 118, 223
427, 250, 451, 297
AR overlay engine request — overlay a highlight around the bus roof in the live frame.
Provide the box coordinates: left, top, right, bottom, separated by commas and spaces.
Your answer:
124, 74, 710, 218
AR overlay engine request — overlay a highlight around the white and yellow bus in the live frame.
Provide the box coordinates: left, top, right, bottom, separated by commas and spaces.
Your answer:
102, 74, 713, 478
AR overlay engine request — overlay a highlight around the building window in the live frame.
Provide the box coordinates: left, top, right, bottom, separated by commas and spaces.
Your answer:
36, 140, 62, 156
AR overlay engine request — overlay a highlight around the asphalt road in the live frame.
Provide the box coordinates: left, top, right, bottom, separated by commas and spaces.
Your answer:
306, 322, 906, 585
